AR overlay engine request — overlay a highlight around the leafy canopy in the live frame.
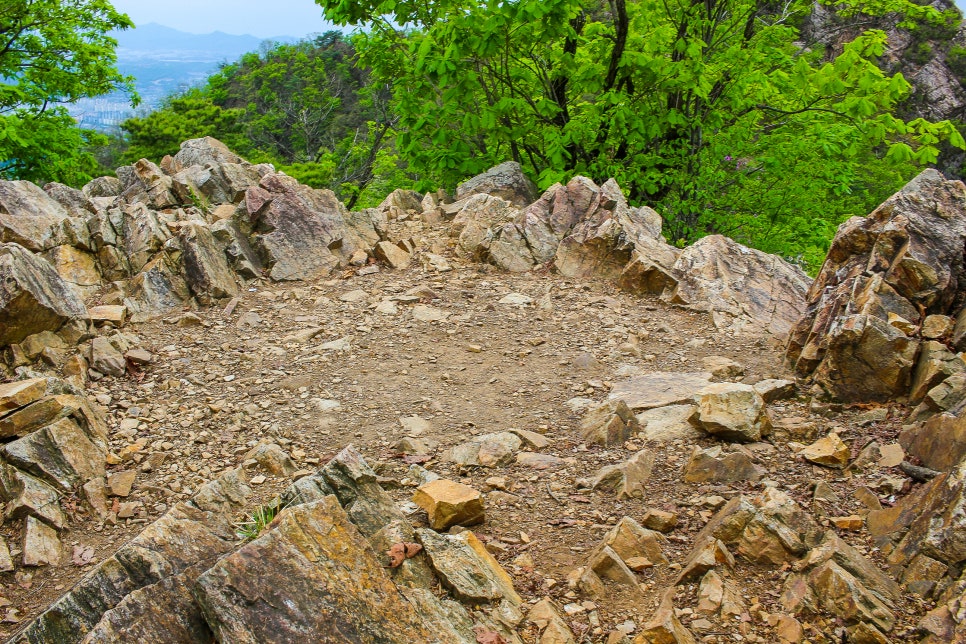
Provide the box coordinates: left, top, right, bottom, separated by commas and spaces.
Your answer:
0, 0, 135, 185
314, 0, 964, 270
120, 34, 406, 208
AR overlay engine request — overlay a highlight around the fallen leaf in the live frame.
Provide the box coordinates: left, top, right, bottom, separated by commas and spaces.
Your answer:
473, 625, 507, 644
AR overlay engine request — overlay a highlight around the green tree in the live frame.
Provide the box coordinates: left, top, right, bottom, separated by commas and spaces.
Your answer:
0, 0, 135, 184
315, 0, 963, 270
118, 33, 406, 207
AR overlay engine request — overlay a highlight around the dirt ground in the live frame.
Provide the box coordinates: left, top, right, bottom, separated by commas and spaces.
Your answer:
0, 221, 931, 642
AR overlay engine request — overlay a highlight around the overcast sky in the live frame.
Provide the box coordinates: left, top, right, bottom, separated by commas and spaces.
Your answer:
110, 0, 338, 38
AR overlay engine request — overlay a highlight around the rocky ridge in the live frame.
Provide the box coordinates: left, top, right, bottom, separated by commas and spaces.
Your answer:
0, 139, 965, 642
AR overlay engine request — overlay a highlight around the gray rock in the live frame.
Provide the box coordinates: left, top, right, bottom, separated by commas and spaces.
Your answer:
456, 161, 537, 207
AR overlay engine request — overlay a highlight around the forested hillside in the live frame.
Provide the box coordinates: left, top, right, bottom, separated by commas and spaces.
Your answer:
6, 0, 966, 271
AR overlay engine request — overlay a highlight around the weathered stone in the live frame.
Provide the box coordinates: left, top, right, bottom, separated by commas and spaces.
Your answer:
107, 470, 136, 497
617, 240, 680, 296
456, 161, 537, 207
43, 245, 101, 295
0, 394, 89, 439
124, 252, 192, 319
592, 517, 667, 568
808, 560, 895, 632
683, 446, 764, 484
180, 222, 239, 305
417, 527, 522, 606
0, 243, 89, 346
374, 241, 412, 269
528, 598, 576, 644
800, 433, 850, 468
195, 496, 443, 643
608, 372, 712, 411
4, 416, 105, 491
0, 464, 66, 528
901, 410, 966, 472
694, 382, 770, 442
788, 170, 966, 402
443, 432, 522, 468
694, 488, 822, 564
753, 379, 797, 403
910, 341, 963, 405
244, 443, 297, 476
585, 449, 654, 499
642, 509, 679, 533
173, 136, 244, 168
0, 181, 70, 251
23, 516, 61, 567
663, 235, 810, 338
581, 399, 640, 447
0, 378, 47, 416
636, 404, 702, 442
632, 588, 697, 644
413, 478, 485, 530
677, 539, 735, 584
923, 314, 954, 340
88, 336, 126, 378
83, 176, 123, 198
87, 305, 127, 328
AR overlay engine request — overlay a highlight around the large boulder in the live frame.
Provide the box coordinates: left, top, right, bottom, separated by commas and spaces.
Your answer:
0, 243, 88, 346
662, 234, 811, 339
456, 161, 537, 207
248, 174, 363, 281
788, 170, 966, 402
173, 137, 245, 170
0, 181, 70, 252
180, 223, 239, 305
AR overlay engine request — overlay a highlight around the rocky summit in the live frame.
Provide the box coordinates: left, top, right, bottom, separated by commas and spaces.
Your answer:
0, 138, 965, 642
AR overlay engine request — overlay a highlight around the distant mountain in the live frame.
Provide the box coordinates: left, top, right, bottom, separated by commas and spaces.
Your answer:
69, 23, 297, 132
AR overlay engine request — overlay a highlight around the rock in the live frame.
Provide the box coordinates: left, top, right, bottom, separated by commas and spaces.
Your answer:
83, 175, 123, 198
677, 539, 735, 584
87, 305, 127, 327
585, 449, 654, 499
89, 336, 126, 377
515, 452, 566, 470
635, 404, 702, 442
180, 222, 239, 305
788, 170, 966, 402
632, 588, 697, 644
0, 464, 67, 528
417, 527, 522, 605
580, 400, 640, 447
444, 432, 522, 468
0, 378, 47, 416
413, 478, 485, 530
108, 470, 136, 497
173, 136, 244, 168
0, 180, 69, 251
0, 243, 89, 346
528, 598, 576, 644
702, 356, 744, 380
3, 415, 105, 491
694, 382, 770, 442
456, 161, 537, 207
923, 314, 954, 340
244, 443, 297, 476
617, 239, 680, 296
23, 516, 61, 567
608, 372, 712, 411
0, 393, 95, 439
800, 433, 850, 468
124, 348, 153, 365
593, 517, 667, 568
663, 235, 810, 339
43, 246, 102, 296
412, 305, 450, 322
498, 292, 533, 306
374, 241, 412, 269
753, 379, 797, 402
900, 412, 966, 471
195, 496, 444, 642
641, 509, 679, 533
694, 488, 823, 564
683, 446, 764, 484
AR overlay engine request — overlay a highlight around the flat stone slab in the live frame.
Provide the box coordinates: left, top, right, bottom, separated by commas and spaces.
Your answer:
608, 372, 713, 411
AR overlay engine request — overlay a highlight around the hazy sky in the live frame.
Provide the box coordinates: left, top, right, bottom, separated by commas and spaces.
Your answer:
110, 0, 338, 38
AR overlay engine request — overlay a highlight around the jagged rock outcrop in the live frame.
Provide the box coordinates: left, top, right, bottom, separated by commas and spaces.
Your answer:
787, 169, 966, 402
13, 447, 532, 644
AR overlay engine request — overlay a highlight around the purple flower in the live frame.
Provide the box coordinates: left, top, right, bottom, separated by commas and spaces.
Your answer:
724, 155, 733, 161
